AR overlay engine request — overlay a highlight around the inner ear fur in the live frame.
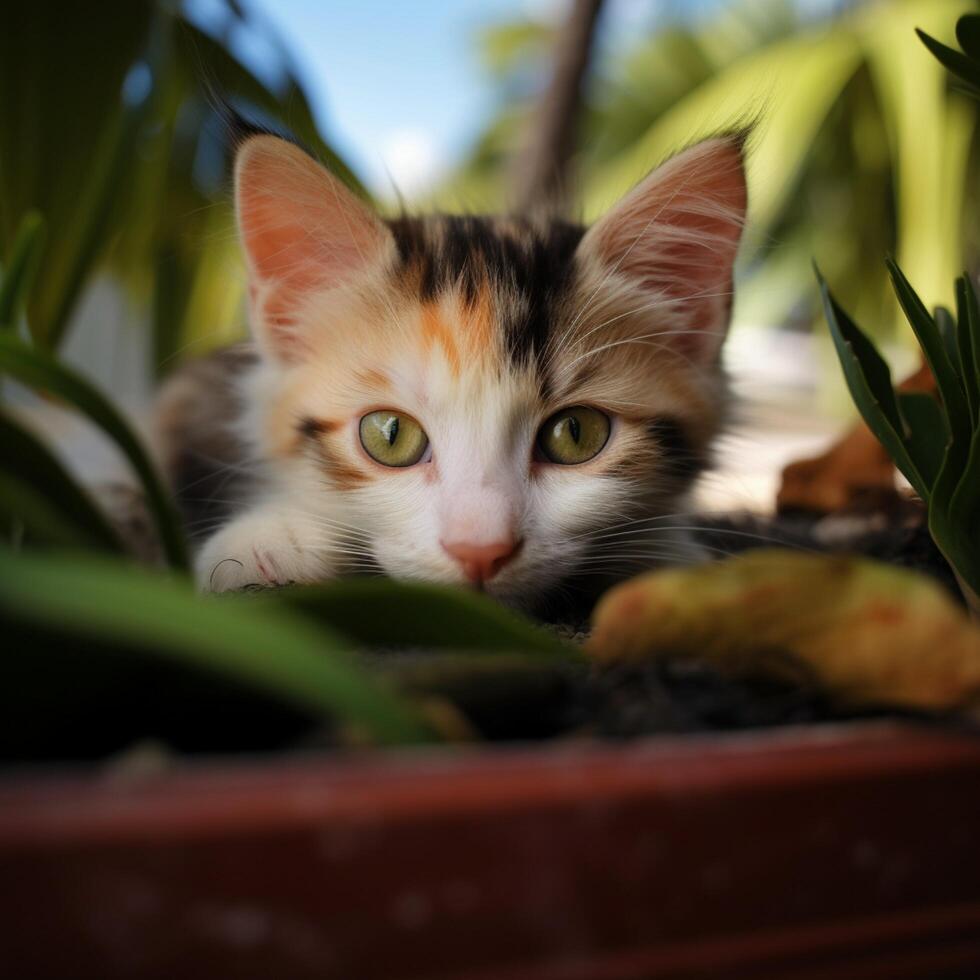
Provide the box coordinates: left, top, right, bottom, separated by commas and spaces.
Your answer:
578, 135, 748, 363
235, 134, 391, 361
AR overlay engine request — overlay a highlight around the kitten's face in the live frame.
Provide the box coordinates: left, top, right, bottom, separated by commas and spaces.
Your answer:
235, 135, 746, 608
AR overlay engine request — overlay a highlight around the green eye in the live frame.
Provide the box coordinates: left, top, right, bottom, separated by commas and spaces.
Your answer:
537, 406, 610, 465
359, 411, 429, 467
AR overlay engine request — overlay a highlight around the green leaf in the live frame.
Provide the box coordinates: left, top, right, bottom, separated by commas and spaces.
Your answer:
887, 259, 971, 441
0, 2, 155, 347
581, 29, 863, 231
864, 3, 974, 324
0, 211, 45, 330
271, 579, 580, 658
0, 409, 123, 552
0, 547, 435, 748
926, 429, 976, 605
916, 27, 980, 95
956, 275, 980, 424
0, 473, 93, 552
897, 393, 947, 490
0, 335, 188, 569
933, 304, 959, 374
816, 265, 928, 498
38, 104, 150, 349
956, 13, 980, 58
945, 426, 980, 597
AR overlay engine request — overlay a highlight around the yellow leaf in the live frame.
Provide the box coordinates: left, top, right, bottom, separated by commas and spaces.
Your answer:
587, 550, 980, 712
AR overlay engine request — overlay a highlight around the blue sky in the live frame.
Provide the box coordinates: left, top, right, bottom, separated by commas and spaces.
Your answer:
252, 0, 533, 196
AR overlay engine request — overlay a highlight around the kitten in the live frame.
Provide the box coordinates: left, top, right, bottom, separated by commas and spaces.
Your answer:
157, 130, 747, 612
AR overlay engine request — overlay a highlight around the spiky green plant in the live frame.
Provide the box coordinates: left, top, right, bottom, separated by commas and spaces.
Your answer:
917, 11, 980, 98
817, 264, 979, 617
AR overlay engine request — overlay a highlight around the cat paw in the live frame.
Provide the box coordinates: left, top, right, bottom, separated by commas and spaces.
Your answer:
195, 513, 327, 593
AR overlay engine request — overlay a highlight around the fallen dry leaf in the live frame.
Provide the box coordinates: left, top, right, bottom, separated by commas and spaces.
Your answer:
587, 550, 980, 713
777, 423, 901, 514
777, 361, 935, 515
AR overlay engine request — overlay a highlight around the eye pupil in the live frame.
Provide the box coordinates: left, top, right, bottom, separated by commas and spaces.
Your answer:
567, 415, 580, 444
359, 411, 428, 467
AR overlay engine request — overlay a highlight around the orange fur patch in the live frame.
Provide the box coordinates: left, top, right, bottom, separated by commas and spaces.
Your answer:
420, 303, 461, 376
324, 455, 371, 490
306, 424, 373, 490
419, 291, 496, 377
355, 368, 392, 391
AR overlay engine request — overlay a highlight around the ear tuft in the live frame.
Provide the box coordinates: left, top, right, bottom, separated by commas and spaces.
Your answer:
235, 135, 389, 362
579, 135, 748, 364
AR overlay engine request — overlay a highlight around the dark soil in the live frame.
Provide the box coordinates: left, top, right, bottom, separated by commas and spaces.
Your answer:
693, 510, 961, 598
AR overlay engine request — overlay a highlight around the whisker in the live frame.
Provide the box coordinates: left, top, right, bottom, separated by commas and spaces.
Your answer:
565, 328, 724, 372
561, 286, 732, 361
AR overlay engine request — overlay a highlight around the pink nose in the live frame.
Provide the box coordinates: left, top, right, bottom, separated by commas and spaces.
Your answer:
441, 538, 522, 585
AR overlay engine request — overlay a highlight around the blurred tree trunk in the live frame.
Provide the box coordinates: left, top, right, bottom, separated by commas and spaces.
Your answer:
509, 0, 606, 216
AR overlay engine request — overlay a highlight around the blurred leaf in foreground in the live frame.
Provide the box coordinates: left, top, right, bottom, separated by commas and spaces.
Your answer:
275, 579, 577, 658
0, 212, 45, 332
0, 548, 436, 756
588, 550, 980, 713
0, 410, 124, 554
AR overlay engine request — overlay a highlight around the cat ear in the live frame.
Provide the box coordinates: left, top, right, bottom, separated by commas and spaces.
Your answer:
235, 134, 391, 361
578, 135, 747, 364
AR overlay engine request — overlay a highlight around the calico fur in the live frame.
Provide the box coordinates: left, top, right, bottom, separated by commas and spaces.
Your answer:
157, 131, 748, 612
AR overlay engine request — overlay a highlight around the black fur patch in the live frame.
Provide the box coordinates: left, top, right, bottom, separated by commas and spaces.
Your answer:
386, 215, 585, 370
505, 220, 584, 369
298, 417, 337, 438
646, 416, 705, 481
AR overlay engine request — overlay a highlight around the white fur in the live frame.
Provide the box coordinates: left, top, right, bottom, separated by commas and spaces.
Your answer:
194, 135, 746, 606
195, 323, 706, 607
